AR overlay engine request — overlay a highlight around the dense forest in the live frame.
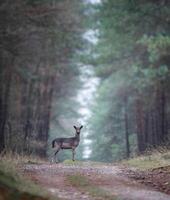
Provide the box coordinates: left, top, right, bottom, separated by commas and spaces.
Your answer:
88, 0, 170, 162
0, 0, 84, 157
0, 0, 170, 162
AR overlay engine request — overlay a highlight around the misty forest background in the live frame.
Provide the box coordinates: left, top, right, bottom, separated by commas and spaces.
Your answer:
0, 0, 170, 162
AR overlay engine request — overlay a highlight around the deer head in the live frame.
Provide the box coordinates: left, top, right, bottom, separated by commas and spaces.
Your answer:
73, 125, 83, 135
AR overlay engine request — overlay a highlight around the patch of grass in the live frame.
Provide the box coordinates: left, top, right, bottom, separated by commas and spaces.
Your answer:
0, 165, 51, 200
63, 160, 112, 167
63, 159, 84, 165
0, 168, 49, 200
0, 154, 60, 200
122, 148, 170, 170
67, 174, 119, 200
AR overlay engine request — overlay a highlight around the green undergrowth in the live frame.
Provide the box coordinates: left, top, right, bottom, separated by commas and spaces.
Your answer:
67, 174, 119, 200
122, 148, 170, 170
0, 154, 59, 200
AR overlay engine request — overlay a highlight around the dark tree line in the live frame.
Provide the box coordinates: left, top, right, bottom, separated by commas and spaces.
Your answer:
0, 0, 83, 156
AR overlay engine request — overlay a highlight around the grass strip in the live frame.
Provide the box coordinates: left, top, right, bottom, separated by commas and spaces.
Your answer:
67, 174, 119, 200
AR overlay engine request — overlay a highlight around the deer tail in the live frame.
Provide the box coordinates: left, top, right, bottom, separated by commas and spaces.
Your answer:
52, 140, 56, 148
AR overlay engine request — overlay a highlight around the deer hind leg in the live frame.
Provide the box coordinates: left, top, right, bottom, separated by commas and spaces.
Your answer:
72, 148, 75, 161
54, 146, 61, 163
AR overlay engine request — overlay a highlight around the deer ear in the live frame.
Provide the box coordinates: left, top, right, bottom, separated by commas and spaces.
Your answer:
80, 125, 83, 129
73, 126, 76, 129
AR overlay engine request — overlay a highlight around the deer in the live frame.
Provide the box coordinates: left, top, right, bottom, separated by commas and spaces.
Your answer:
52, 125, 83, 162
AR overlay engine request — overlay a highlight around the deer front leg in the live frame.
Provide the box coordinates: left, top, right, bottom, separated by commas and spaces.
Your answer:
54, 147, 60, 163
72, 148, 75, 161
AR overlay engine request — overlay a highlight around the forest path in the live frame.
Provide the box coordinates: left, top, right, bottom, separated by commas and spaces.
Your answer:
23, 163, 170, 200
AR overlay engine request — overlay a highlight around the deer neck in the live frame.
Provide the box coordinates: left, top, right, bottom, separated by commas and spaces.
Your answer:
75, 133, 80, 141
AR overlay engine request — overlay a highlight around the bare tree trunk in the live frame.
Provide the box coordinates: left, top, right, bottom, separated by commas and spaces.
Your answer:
144, 112, 149, 148
0, 64, 13, 153
160, 82, 166, 141
135, 98, 145, 153
124, 96, 130, 158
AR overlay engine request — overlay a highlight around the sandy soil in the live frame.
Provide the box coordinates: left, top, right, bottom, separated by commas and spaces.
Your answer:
22, 163, 170, 200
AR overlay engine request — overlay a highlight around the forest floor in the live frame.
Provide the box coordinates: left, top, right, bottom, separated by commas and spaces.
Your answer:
21, 161, 170, 200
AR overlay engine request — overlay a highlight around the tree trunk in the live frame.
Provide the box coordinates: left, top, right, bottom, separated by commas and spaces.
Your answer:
0, 64, 13, 153
124, 96, 130, 158
135, 98, 145, 153
160, 82, 166, 141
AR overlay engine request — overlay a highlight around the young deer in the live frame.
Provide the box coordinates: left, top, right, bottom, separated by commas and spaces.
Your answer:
52, 125, 83, 162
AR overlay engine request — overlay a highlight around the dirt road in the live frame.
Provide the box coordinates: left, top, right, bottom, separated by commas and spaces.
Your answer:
23, 163, 170, 200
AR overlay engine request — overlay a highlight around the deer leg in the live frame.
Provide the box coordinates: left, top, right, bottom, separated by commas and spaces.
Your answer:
72, 148, 75, 161
54, 147, 60, 163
